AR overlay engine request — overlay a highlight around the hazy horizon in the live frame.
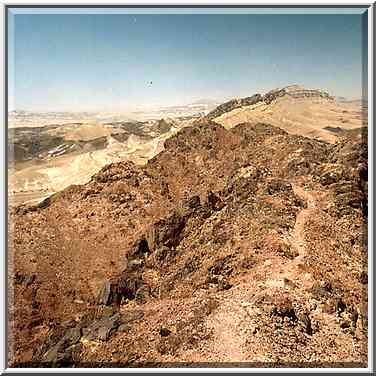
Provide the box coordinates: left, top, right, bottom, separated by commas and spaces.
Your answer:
8, 9, 368, 112
8, 91, 366, 115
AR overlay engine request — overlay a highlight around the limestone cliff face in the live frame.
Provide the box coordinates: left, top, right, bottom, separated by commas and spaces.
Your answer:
206, 85, 334, 120
206, 94, 263, 120
283, 85, 334, 100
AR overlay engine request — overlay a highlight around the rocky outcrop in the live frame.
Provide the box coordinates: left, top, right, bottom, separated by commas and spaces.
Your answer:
206, 94, 263, 120
10, 119, 367, 367
98, 273, 145, 307
155, 119, 172, 133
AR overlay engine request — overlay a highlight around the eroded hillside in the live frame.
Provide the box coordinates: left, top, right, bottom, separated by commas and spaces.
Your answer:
9, 120, 368, 367
8, 118, 188, 206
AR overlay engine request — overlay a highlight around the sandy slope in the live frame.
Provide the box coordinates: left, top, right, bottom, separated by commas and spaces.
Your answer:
47, 123, 115, 141
213, 97, 366, 143
9, 125, 182, 206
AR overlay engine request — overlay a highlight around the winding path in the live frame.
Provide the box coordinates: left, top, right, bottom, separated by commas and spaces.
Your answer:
205, 183, 318, 362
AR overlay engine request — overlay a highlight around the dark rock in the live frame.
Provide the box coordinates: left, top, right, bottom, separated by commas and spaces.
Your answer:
135, 285, 151, 304
276, 242, 298, 260
335, 298, 346, 316
127, 258, 144, 272
207, 191, 225, 211
138, 194, 212, 264
82, 314, 121, 342
62, 327, 81, 346
207, 274, 233, 291
118, 324, 130, 333
143, 212, 186, 255
159, 327, 172, 337
206, 94, 262, 120
209, 255, 234, 277
145, 227, 157, 253
131, 238, 150, 259
340, 320, 351, 329
24, 274, 36, 287
43, 344, 61, 363
14, 272, 26, 285
205, 275, 232, 291
286, 159, 311, 176
266, 179, 293, 195
156, 119, 172, 133
61, 319, 77, 328
98, 273, 145, 307
108, 313, 122, 326
117, 274, 145, 302
183, 195, 201, 210
283, 278, 297, 289
154, 213, 186, 250
263, 88, 287, 104
42, 333, 81, 365
206, 85, 332, 120
272, 298, 298, 323
359, 271, 368, 284
299, 312, 313, 335
218, 277, 232, 291
65, 343, 81, 362
14, 272, 35, 287
330, 181, 358, 195
335, 191, 364, 210
225, 171, 259, 201
92, 161, 140, 184
98, 280, 112, 305
309, 280, 334, 299
351, 308, 359, 328
153, 246, 172, 263
97, 326, 113, 341
319, 165, 345, 186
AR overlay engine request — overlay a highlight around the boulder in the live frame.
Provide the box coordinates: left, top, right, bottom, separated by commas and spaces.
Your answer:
62, 327, 81, 346
299, 312, 312, 335
271, 297, 298, 323
42, 327, 82, 365
319, 164, 346, 186
98, 280, 112, 306
82, 314, 121, 342
206, 191, 225, 211
159, 327, 172, 337
98, 273, 145, 307
118, 324, 130, 333
135, 285, 151, 304
266, 179, 293, 195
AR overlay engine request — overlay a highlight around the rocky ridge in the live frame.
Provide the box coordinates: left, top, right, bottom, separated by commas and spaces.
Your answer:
206, 85, 334, 120
9, 119, 367, 367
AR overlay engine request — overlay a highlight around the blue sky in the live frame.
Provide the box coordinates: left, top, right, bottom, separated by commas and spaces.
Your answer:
8, 9, 367, 112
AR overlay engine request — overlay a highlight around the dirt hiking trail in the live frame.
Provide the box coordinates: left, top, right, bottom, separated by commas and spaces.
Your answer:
204, 183, 319, 362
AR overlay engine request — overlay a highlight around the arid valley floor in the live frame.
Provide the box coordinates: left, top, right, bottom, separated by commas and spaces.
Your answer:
8, 85, 368, 367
